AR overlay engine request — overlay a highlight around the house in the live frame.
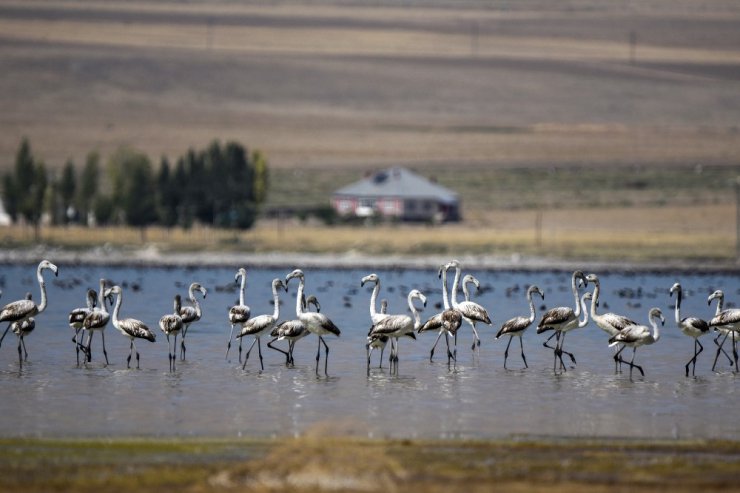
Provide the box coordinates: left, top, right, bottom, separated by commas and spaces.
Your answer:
331, 167, 460, 222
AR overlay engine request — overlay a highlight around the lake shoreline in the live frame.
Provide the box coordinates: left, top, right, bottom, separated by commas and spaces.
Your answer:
1, 245, 738, 273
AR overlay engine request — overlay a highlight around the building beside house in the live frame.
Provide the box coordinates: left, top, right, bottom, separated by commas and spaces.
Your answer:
331, 167, 460, 223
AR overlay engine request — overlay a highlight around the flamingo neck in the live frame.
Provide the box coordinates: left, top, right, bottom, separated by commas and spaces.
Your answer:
571, 273, 582, 317
450, 265, 462, 308
578, 295, 589, 327
271, 283, 281, 320
239, 274, 246, 306
36, 265, 48, 314
294, 277, 305, 317
97, 279, 106, 312
190, 288, 202, 318
111, 291, 122, 325
526, 290, 536, 324
86, 292, 95, 310
408, 295, 422, 330
441, 267, 450, 310
590, 284, 600, 322
651, 317, 661, 342
714, 295, 724, 316
674, 288, 682, 325
463, 281, 471, 302
369, 281, 380, 322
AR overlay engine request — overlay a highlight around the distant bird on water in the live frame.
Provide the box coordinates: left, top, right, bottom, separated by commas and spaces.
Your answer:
178, 282, 206, 360
226, 268, 251, 362
609, 307, 664, 378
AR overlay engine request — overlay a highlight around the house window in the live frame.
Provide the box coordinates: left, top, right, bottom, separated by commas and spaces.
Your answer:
338, 199, 352, 213
359, 198, 376, 209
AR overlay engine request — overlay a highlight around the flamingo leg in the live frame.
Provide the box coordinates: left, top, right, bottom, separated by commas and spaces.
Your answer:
556, 333, 568, 372
179, 324, 188, 361
134, 340, 141, 369
614, 344, 627, 372
734, 331, 739, 373
429, 330, 444, 362
712, 332, 730, 371
73, 328, 81, 366
17, 335, 23, 364
445, 332, 455, 363
101, 331, 109, 366
379, 344, 385, 368
242, 338, 258, 370
686, 339, 703, 377
257, 337, 264, 371
127, 340, 133, 368
519, 336, 528, 368
542, 332, 557, 351
319, 335, 330, 375
503, 336, 513, 369
315, 336, 321, 374
470, 321, 481, 351
225, 324, 235, 360
629, 348, 644, 377
86, 332, 93, 363
267, 337, 290, 365
21, 336, 28, 361
0, 324, 11, 348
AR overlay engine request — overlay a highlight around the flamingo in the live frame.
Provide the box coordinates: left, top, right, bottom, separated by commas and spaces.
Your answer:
707, 290, 736, 370
536, 270, 587, 369
81, 278, 112, 366
160, 295, 184, 371
669, 282, 710, 377
285, 269, 341, 376
178, 282, 207, 360
236, 278, 286, 371
418, 263, 462, 363
226, 268, 250, 362
368, 289, 426, 370
267, 294, 320, 366
495, 285, 544, 369
68, 288, 97, 366
609, 307, 664, 378
367, 299, 418, 369
707, 290, 740, 372
105, 285, 156, 369
10, 293, 34, 364
446, 260, 492, 351
0, 260, 58, 357
585, 273, 639, 372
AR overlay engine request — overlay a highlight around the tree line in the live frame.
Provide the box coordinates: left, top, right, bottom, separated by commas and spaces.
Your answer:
2, 138, 268, 235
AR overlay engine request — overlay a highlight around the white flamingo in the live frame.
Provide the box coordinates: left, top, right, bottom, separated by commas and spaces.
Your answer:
495, 285, 544, 369
10, 293, 35, 363
446, 260, 492, 351
669, 282, 710, 377
160, 295, 184, 371
178, 282, 206, 360
285, 269, 341, 375
105, 285, 156, 369
609, 307, 664, 378
236, 278, 286, 371
267, 294, 320, 366
536, 270, 587, 369
81, 278, 112, 366
368, 289, 426, 370
226, 268, 250, 362
585, 273, 639, 372
707, 290, 736, 371
0, 260, 58, 363
68, 288, 97, 366
366, 298, 390, 368
707, 290, 740, 372
419, 263, 462, 363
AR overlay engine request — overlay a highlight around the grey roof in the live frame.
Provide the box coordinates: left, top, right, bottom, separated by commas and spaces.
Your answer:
333, 167, 458, 203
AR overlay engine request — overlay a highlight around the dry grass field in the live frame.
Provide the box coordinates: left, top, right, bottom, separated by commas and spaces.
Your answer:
0, 0, 739, 259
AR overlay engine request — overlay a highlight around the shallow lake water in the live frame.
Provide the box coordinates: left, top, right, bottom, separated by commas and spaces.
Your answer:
0, 263, 738, 440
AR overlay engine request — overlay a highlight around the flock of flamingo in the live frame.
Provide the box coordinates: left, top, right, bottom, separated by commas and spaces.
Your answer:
1, 259, 738, 377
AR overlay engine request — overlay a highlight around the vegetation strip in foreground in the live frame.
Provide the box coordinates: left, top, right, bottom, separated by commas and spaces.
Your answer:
0, 436, 739, 492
